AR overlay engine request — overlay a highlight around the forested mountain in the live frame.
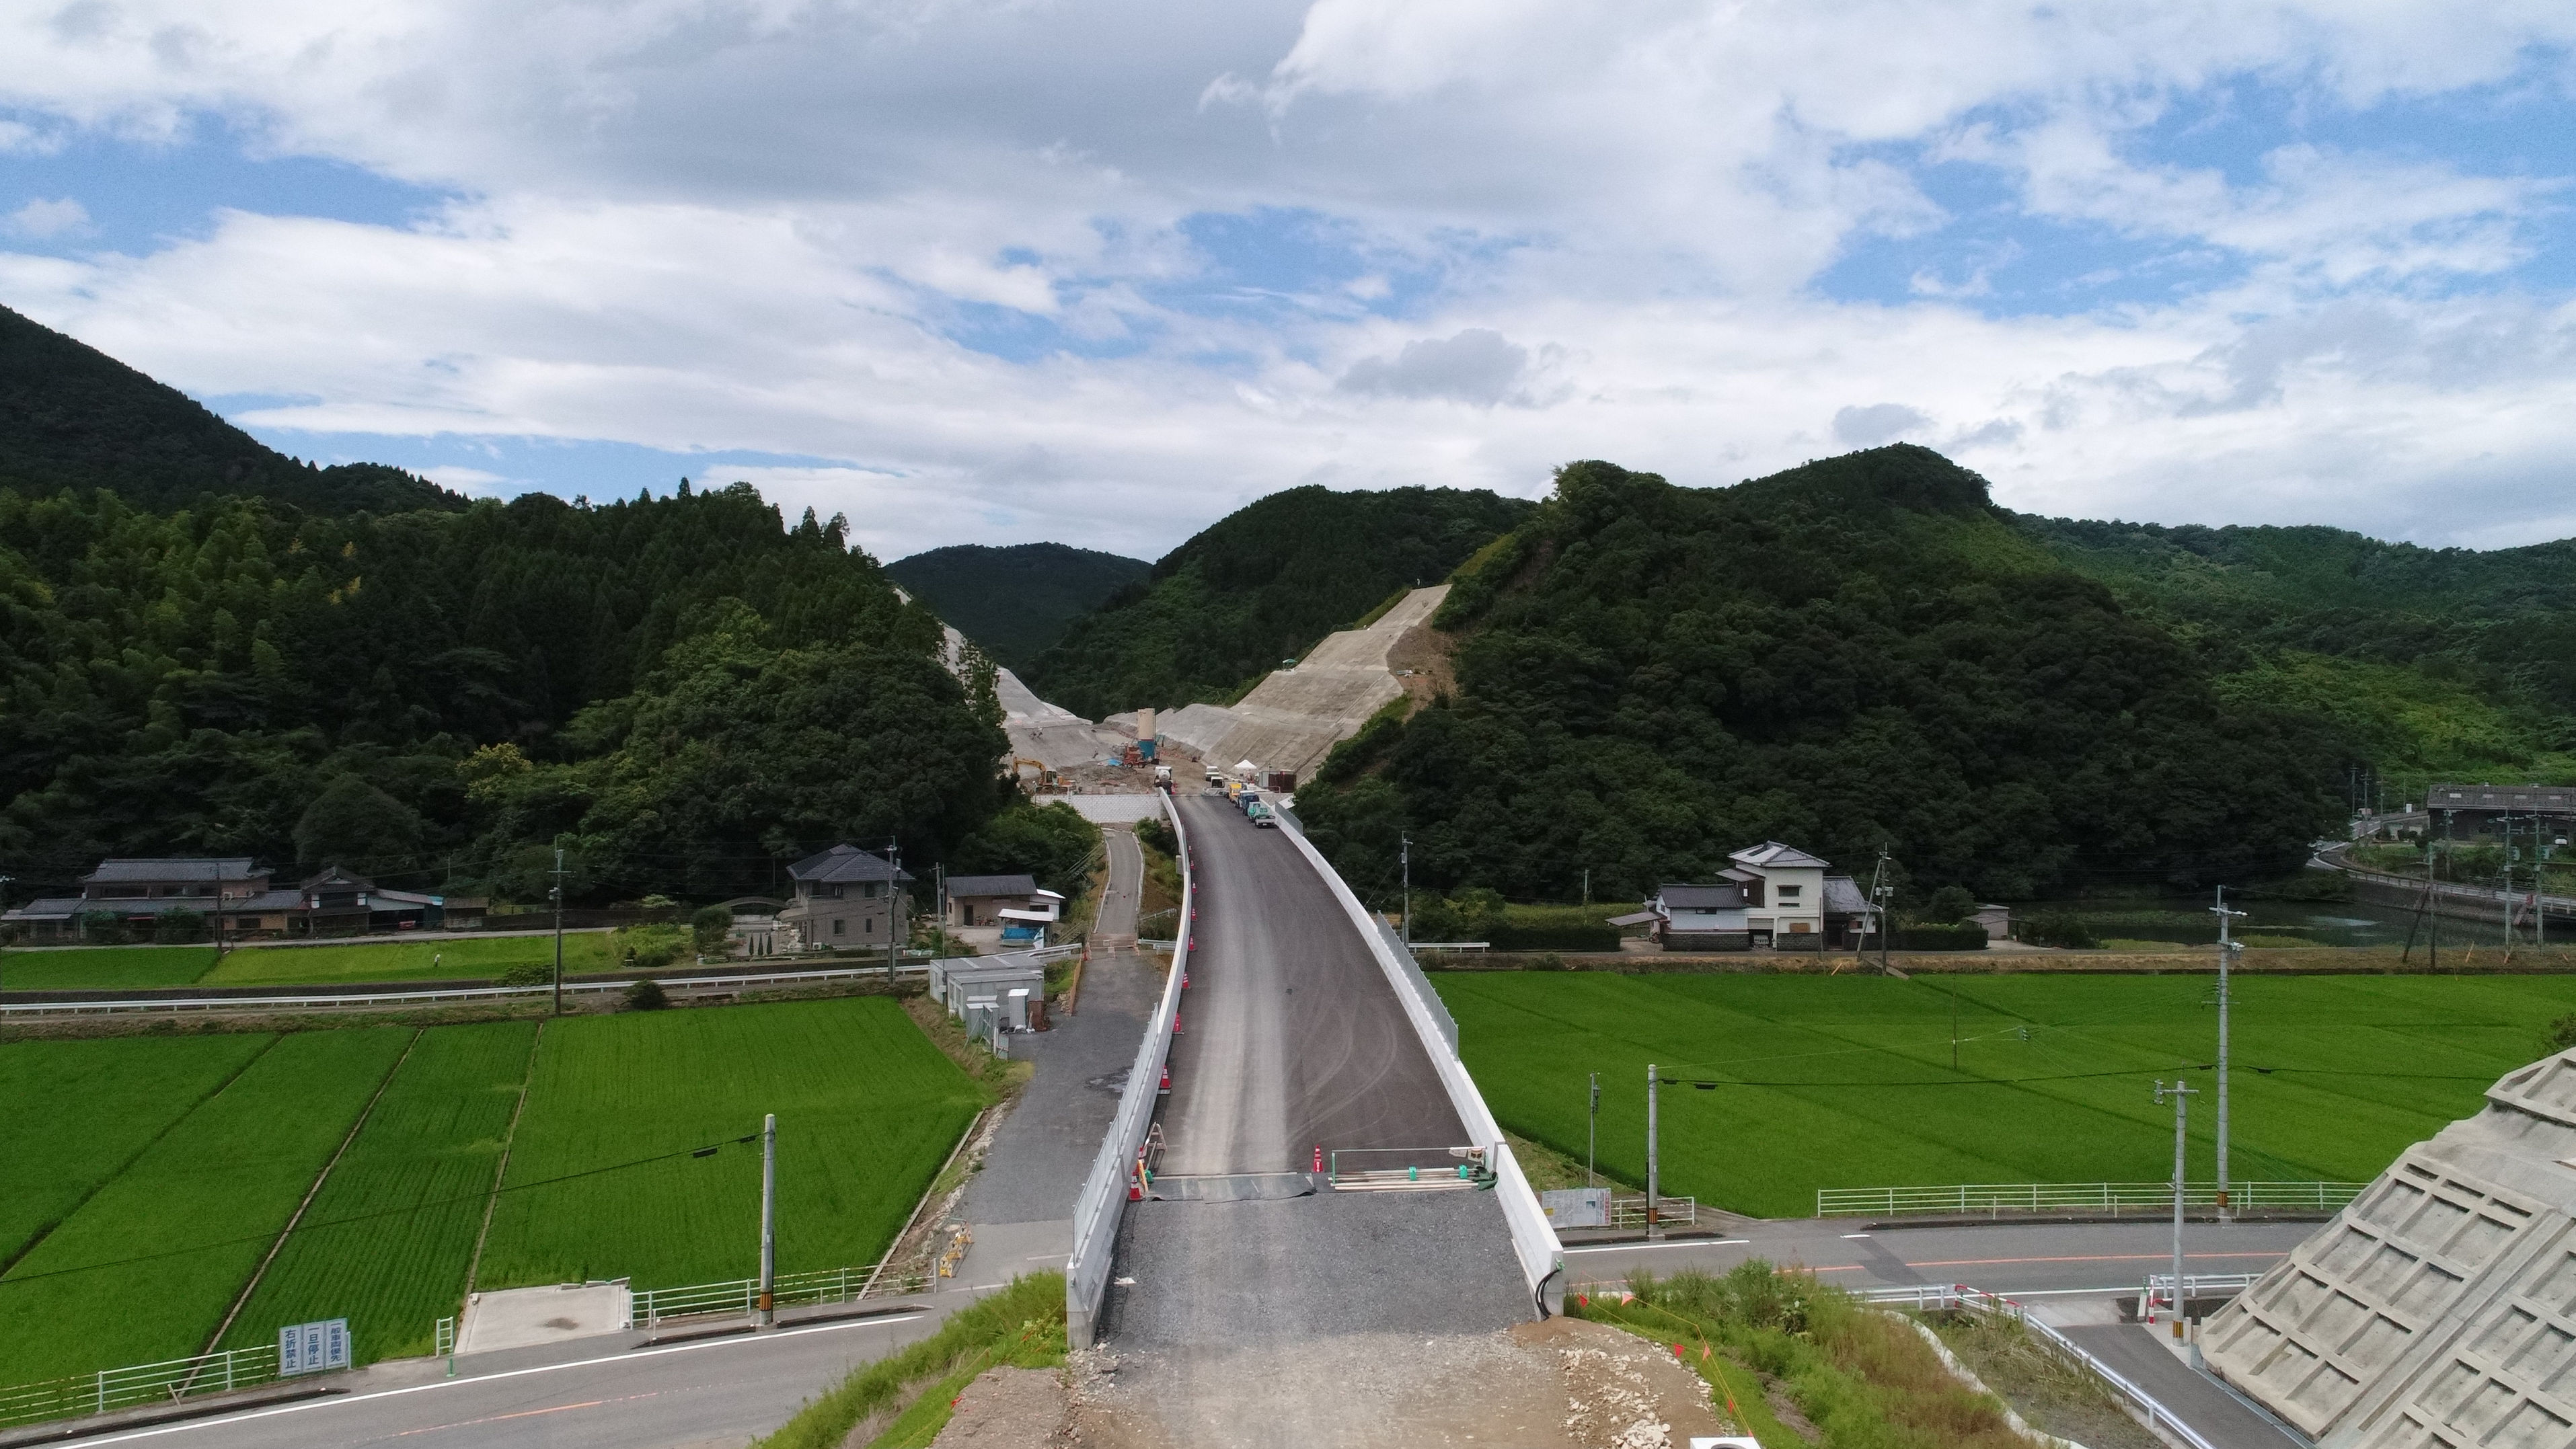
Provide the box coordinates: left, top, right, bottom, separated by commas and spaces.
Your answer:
1297, 447, 2353, 905
0, 482, 1020, 904
0, 305, 458, 517
2014, 516, 2576, 799
886, 542, 1149, 670
1024, 484, 1534, 719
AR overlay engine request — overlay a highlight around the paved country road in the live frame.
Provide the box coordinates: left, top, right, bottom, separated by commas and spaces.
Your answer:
74, 1300, 973, 1449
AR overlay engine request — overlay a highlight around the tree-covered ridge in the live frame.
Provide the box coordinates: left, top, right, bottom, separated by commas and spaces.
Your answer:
1297, 446, 2347, 905
1023, 483, 1535, 719
0, 305, 459, 518
885, 541, 1150, 671
2018, 513, 2576, 797
0, 481, 1017, 902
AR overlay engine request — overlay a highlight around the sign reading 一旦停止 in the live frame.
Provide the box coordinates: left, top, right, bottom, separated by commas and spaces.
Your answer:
278, 1318, 350, 1376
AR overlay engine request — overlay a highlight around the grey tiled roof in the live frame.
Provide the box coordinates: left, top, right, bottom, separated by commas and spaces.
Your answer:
946, 874, 1038, 898
788, 844, 915, 885
81, 858, 262, 885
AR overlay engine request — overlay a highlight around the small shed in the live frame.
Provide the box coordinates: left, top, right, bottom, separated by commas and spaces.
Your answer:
930, 958, 1046, 1030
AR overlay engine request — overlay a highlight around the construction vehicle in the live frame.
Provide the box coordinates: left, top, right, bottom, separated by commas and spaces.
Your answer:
1152, 764, 1173, 787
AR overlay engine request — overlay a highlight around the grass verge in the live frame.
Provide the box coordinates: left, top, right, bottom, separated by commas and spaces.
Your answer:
1932, 1310, 2160, 1449
1575, 1261, 2031, 1448
751, 1273, 1064, 1449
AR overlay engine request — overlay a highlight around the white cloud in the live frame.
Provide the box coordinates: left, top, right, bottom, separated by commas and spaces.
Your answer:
0, 0, 2569, 552
5, 198, 91, 238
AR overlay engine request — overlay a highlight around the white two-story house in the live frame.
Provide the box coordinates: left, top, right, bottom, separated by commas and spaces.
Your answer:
1649, 841, 1872, 950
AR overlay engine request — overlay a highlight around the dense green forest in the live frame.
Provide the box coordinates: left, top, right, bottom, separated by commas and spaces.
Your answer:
0, 305, 459, 518
1297, 448, 2354, 905
885, 542, 1149, 670
2015, 516, 2576, 801
1023, 485, 1533, 719
0, 481, 1060, 905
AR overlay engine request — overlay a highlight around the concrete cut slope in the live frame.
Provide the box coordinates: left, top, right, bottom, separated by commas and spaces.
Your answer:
1198, 584, 1447, 779
2204, 1047, 2576, 1447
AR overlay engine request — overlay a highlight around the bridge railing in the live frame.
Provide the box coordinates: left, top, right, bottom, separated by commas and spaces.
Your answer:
632, 1261, 925, 1327
1065, 786, 1192, 1346
1271, 810, 1566, 1315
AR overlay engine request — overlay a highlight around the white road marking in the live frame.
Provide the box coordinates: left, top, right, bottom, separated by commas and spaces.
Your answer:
1563, 1239, 1750, 1254
79, 1311, 932, 1444
1843, 1233, 1872, 1239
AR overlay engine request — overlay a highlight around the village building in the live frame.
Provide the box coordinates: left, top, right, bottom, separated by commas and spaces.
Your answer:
0, 858, 482, 941
777, 844, 914, 951
1640, 841, 1874, 951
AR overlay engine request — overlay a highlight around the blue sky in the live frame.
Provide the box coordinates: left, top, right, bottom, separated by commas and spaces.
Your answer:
3, 3, 2572, 557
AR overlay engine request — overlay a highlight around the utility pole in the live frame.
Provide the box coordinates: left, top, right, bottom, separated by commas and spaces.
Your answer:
2211, 886, 2244, 1220
1645, 1063, 1661, 1241
1587, 1072, 1599, 1189
886, 837, 903, 982
934, 863, 947, 971
1400, 834, 1412, 946
0, 873, 11, 994
2154, 1079, 2198, 1341
1582, 868, 1590, 908
550, 843, 568, 1015
757, 1113, 777, 1328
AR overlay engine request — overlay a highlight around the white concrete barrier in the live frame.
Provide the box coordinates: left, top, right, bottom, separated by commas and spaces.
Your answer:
1064, 789, 1192, 1346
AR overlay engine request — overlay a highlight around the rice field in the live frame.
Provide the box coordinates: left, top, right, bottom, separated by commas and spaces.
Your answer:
0, 1035, 272, 1266
217, 1022, 540, 1363
0, 946, 217, 990
0, 1028, 413, 1379
475, 998, 989, 1290
0, 998, 985, 1393
1436, 972, 2576, 1218
203, 933, 616, 986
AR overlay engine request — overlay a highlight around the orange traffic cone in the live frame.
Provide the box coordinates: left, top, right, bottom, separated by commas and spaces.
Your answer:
1158, 1065, 1171, 1095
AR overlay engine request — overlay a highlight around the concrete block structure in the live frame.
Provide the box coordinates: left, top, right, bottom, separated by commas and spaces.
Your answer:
2204, 1049, 2576, 1447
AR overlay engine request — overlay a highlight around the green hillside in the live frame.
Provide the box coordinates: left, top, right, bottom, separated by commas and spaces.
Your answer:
1023, 484, 1534, 719
886, 542, 1150, 670
1297, 446, 2352, 904
0, 304, 457, 517
2018, 515, 2576, 801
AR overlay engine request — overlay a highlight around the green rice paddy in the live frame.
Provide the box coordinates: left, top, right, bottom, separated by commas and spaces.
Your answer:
476, 998, 989, 1290
0, 946, 219, 990
203, 933, 616, 986
218, 1022, 541, 1364
1437, 972, 2576, 1218
0, 1029, 412, 1379
0, 998, 983, 1388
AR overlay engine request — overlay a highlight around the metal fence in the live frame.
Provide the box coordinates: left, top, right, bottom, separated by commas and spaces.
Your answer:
1816, 1181, 2364, 1218
632, 1262, 928, 1327
1603, 1195, 1699, 1230
0, 1344, 280, 1430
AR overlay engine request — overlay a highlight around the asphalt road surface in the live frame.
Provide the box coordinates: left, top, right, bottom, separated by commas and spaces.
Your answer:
1558, 1216, 2318, 1296
78, 1298, 968, 1449
1156, 792, 1468, 1176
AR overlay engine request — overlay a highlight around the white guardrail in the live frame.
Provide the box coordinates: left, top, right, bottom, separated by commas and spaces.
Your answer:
1817, 1181, 2364, 1217
0, 948, 1081, 1018
1273, 811, 1566, 1315
1065, 789, 1194, 1346
632, 1261, 929, 1327
0, 1344, 280, 1430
